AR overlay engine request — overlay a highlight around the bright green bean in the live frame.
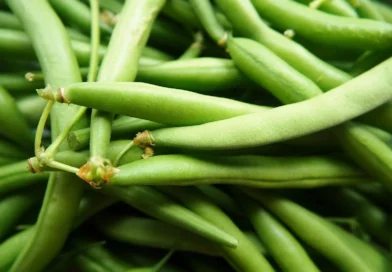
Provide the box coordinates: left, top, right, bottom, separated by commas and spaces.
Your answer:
251, 0, 392, 50
159, 186, 275, 272
58, 82, 269, 126
108, 154, 369, 187
374, 1, 392, 23
95, 215, 221, 255
351, 0, 385, 21
0, 10, 23, 29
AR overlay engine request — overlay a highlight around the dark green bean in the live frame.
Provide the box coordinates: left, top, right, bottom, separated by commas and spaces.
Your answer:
350, 50, 391, 76
355, 183, 392, 210
159, 186, 274, 272
236, 193, 319, 272
251, 0, 392, 50
0, 73, 43, 94
162, 0, 200, 28
0, 172, 49, 196
197, 185, 242, 216
0, 85, 33, 149
108, 154, 369, 187
0, 138, 29, 158
94, 215, 221, 255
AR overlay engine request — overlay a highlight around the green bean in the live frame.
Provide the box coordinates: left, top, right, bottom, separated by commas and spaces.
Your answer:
142, 46, 174, 61
58, 82, 269, 126
0, 187, 43, 241
350, 0, 385, 21
74, 254, 109, 272
7, 0, 89, 271
159, 186, 274, 272
294, 0, 358, 17
236, 193, 319, 272
187, 255, 234, 272
0, 10, 23, 29
96, 0, 123, 13
108, 154, 369, 187
215, 0, 351, 91
355, 183, 392, 210
0, 172, 49, 196
94, 215, 221, 255
251, 0, 392, 50
243, 190, 377, 272
66, 27, 91, 42
49, 0, 113, 35
136, 58, 250, 92
332, 188, 392, 247
102, 185, 238, 248
374, 1, 392, 23
0, 73, 43, 94
0, 85, 33, 149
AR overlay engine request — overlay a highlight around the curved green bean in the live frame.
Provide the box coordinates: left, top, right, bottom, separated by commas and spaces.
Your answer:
374, 1, 392, 23
294, 0, 358, 17
251, 0, 392, 50
0, 10, 23, 29
351, 0, 385, 21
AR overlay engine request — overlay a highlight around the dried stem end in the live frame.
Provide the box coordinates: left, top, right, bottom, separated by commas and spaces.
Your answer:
77, 156, 119, 189
133, 130, 154, 148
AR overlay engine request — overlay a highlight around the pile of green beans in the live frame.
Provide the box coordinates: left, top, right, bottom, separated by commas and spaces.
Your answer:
1, 0, 392, 271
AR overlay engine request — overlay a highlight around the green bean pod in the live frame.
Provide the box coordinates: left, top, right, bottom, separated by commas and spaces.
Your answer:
197, 185, 242, 216
243, 190, 381, 272
352, 0, 385, 21
0, 172, 49, 196
58, 82, 269, 126
236, 193, 320, 272
0, 73, 44, 94
294, 0, 358, 17
0, 187, 43, 241
251, 0, 392, 50
374, 1, 392, 23
0, 86, 33, 149
108, 154, 369, 187
349, 50, 391, 76
0, 138, 29, 159
16, 95, 47, 127
136, 58, 250, 92
95, 215, 220, 255
162, 0, 200, 28
159, 186, 274, 272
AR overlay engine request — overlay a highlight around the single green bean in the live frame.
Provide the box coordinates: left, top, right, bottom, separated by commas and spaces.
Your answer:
374, 1, 392, 23
0, 73, 44, 94
251, 0, 392, 50
136, 58, 251, 92
294, 0, 358, 17
159, 186, 275, 272
0, 172, 49, 196
0, 138, 29, 158
355, 183, 392, 211
236, 192, 320, 272
58, 82, 269, 126
162, 0, 200, 28
350, 50, 391, 76
197, 185, 242, 216
0, 85, 33, 149
187, 255, 234, 272
108, 154, 369, 187
16, 95, 47, 127
94, 215, 221, 255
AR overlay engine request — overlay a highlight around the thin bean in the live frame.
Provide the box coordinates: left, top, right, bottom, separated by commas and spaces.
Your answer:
294, 0, 358, 17
0, 138, 29, 158
94, 215, 221, 255
0, 73, 43, 94
243, 190, 377, 272
351, 0, 385, 21
159, 186, 275, 272
197, 185, 242, 216
0, 10, 23, 29
0, 172, 49, 196
374, 1, 392, 23
162, 0, 200, 28
108, 154, 369, 187
58, 82, 269, 126
7, 0, 88, 271
251, 0, 392, 50
236, 193, 319, 272
350, 50, 391, 76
